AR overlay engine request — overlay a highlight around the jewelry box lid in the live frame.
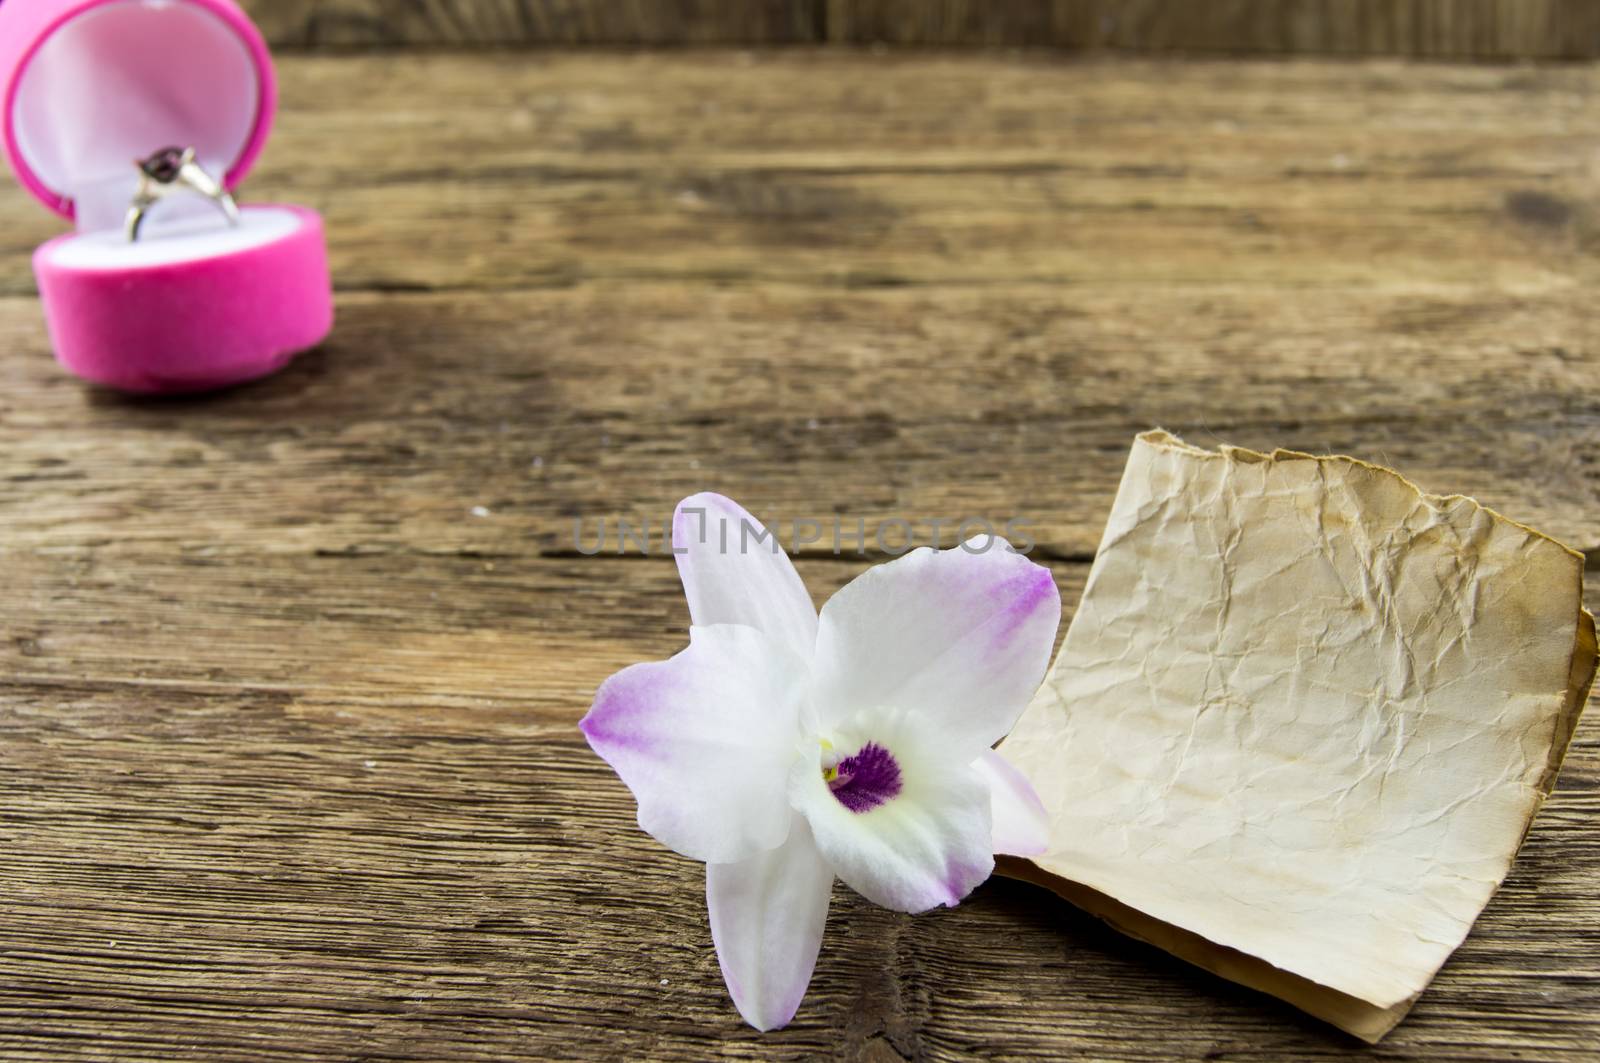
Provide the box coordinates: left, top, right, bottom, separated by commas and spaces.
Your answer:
0, 0, 277, 226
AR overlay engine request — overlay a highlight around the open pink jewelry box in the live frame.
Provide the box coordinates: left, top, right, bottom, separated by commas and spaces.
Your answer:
0, 0, 332, 393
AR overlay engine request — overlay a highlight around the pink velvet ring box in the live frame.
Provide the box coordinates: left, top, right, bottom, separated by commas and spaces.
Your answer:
0, 0, 333, 393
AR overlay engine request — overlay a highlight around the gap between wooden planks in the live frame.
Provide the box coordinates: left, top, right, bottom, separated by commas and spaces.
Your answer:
241, 0, 1600, 59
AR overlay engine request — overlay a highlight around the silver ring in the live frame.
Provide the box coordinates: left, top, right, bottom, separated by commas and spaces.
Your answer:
125, 146, 241, 242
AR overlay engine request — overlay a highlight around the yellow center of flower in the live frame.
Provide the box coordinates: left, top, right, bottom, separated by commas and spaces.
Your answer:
819, 738, 840, 783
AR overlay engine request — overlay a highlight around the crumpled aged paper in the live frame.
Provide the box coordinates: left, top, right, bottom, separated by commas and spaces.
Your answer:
999, 430, 1595, 1041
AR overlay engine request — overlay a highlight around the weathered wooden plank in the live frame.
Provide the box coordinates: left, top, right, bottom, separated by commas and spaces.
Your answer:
0, 555, 929, 722
0, 552, 1596, 1060
243, 0, 824, 47
829, 0, 1600, 59
4, 55, 1597, 297
0, 281, 1594, 558
238, 1, 1600, 57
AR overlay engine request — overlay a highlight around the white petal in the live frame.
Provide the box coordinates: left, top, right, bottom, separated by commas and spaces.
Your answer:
812, 540, 1060, 754
581, 624, 807, 864
674, 493, 818, 662
790, 708, 994, 913
974, 749, 1049, 857
707, 814, 833, 1032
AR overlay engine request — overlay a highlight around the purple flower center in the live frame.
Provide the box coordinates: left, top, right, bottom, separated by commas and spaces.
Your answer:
827, 742, 902, 813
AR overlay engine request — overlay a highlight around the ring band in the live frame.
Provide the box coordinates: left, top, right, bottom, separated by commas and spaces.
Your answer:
125, 147, 241, 242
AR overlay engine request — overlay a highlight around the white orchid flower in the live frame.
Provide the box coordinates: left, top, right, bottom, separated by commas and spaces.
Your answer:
580, 493, 1059, 1031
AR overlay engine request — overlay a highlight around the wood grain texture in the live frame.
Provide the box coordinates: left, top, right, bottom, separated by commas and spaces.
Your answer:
2, 51, 1598, 1060
2, 56, 1597, 554
8, 55, 1600, 297
829, 1, 1600, 58
240, 0, 1600, 57
245, 0, 825, 47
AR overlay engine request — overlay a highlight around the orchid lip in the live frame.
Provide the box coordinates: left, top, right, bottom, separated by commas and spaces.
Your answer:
824, 741, 902, 813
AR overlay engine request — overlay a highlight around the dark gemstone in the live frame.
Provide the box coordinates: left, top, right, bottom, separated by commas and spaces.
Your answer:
140, 147, 187, 183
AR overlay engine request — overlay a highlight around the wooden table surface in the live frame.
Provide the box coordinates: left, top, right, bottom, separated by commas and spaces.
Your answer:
2, 51, 1597, 1062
